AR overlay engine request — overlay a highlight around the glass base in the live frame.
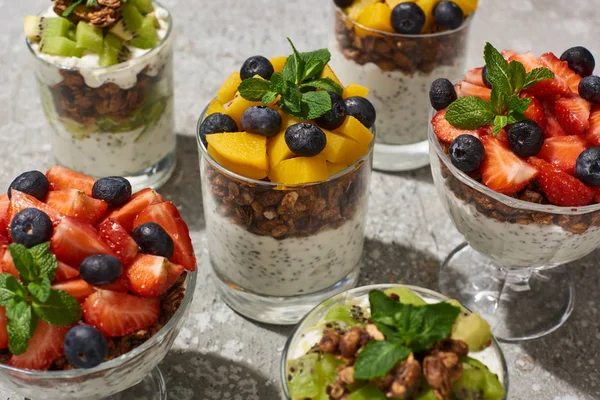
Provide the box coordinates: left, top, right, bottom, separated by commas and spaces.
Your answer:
373, 140, 430, 172
104, 367, 167, 400
125, 151, 176, 193
439, 243, 575, 342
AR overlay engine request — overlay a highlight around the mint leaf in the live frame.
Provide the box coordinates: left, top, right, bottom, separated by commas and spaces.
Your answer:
32, 290, 82, 326
7, 306, 36, 356
238, 78, 271, 102
301, 59, 326, 82
287, 38, 305, 85
62, 0, 83, 17
281, 55, 297, 84
269, 72, 285, 93
490, 88, 506, 115
29, 242, 58, 282
301, 91, 332, 119
483, 42, 512, 94
301, 49, 331, 68
300, 78, 343, 94
523, 67, 555, 89
28, 277, 51, 303
507, 111, 526, 124
506, 95, 531, 114
0, 274, 27, 305
5, 297, 29, 321
370, 290, 404, 327
353, 341, 411, 380
507, 61, 527, 93
282, 85, 303, 113
261, 91, 279, 106
493, 115, 508, 136
445, 96, 496, 129
8, 244, 39, 284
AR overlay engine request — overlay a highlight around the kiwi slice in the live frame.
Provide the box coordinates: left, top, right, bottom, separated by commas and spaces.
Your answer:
129, 0, 154, 14
287, 353, 320, 399
450, 309, 492, 352
75, 21, 103, 53
324, 303, 357, 327
108, 4, 145, 41
383, 287, 427, 306
414, 388, 440, 400
24, 17, 72, 42
39, 37, 79, 57
99, 34, 131, 67
451, 357, 505, 400
129, 15, 158, 49
347, 383, 387, 400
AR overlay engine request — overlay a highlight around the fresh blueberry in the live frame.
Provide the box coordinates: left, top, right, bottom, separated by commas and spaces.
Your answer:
285, 123, 327, 157
79, 254, 123, 286
433, 1, 464, 30
241, 106, 282, 137
10, 208, 53, 248
578, 75, 600, 104
429, 78, 457, 111
315, 92, 347, 130
508, 120, 544, 157
240, 56, 274, 80
390, 3, 426, 34
344, 96, 376, 128
560, 46, 595, 77
64, 325, 108, 369
132, 222, 174, 259
7, 171, 48, 200
449, 135, 485, 173
575, 147, 600, 186
199, 113, 239, 147
333, 0, 353, 7
92, 177, 132, 208
482, 66, 492, 88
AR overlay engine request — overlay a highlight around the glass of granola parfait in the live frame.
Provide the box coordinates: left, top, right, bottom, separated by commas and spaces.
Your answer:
25, 0, 176, 191
0, 166, 197, 399
429, 42, 600, 340
330, 0, 477, 171
197, 41, 375, 324
282, 284, 507, 400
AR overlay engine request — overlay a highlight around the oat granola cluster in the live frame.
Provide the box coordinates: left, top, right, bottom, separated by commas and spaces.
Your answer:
53, 0, 122, 27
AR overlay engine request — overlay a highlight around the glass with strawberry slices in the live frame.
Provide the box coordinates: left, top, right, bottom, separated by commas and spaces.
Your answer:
429, 43, 600, 341
0, 166, 196, 399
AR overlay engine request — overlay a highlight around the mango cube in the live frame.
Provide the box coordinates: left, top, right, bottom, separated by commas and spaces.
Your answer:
327, 162, 349, 177
322, 130, 369, 165
208, 145, 267, 180
321, 65, 344, 89
385, 0, 413, 8
206, 132, 268, 173
206, 98, 226, 117
224, 94, 261, 127
334, 116, 374, 147
356, 3, 394, 35
267, 116, 304, 170
452, 0, 478, 15
345, 0, 380, 20
269, 157, 329, 185
217, 72, 242, 105
270, 56, 288, 73
416, 0, 440, 33
343, 83, 370, 99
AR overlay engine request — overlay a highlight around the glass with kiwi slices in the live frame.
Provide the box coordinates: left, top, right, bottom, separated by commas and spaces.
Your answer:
25, 0, 176, 191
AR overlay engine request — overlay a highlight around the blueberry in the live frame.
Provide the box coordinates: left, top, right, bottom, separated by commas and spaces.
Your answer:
333, 0, 353, 7
7, 171, 48, 200
285, 123, 327, 157
92, 177, 131, 208
449, 135, 485, 173
132, 222, 174, 259
241, 106, 282, 137
429, 78, 457, 111
433, 1, 464, 30
560, 46, 595, 77
575, 147, 600, 186
482, 66, 492, 88
199, 113, 239, 147
390, 3, 426, 34
240, 56, 274, 81
578, 76, 600, 104
508, 120, 544, 157
315, 92, 347, 130
10, 208, 52, 248
344, 96, 376, 128
79, 254, 123, 286
64, 325, 108, 369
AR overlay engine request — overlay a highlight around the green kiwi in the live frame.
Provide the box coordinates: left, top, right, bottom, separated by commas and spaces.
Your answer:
287, 353, 320, 399
129, 15, 158, 49
451, 357, 505, 400
75, 21, 103, 53
450, 310, 492, 352
108, 4, 145, 41
129, 0, 154, 14
39, 37, 79, 57
324, 303, 357, 327
415, 388, 440, 400
99, 34, 131, 67
383, 287, 427, 306
346, 383, 387, 400
24, 17, 72, 42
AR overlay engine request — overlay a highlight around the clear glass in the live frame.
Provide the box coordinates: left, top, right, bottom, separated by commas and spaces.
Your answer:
197, 106, 373, 325
27, 3, 176, 192
429, 112, 600, 341
0, 271, 197, 400
330, 5, 474, 171
281, 284, 509, 399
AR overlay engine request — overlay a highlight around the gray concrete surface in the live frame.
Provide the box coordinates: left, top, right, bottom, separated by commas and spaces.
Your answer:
1, 0, 600, 399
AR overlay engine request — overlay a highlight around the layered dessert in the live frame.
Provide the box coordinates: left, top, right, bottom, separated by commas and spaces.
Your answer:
284, 285, 506, 400
331, 0, 477, 146
25, 0, 175, 179
430, 43, 600, 267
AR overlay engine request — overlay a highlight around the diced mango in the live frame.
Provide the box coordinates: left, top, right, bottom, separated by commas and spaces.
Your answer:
321, 65, 344, 89
269, 157, 329, 185
267, 116, 304, 170
416, 0, 440, 33
327, 162, 349, 177
270, 56, 288, 73
385, 0, 413, 8
224, 94, 261, 127
356, 3, 394, 36
334, 116, 374, 147
206, 98, 226, 117
452, 0, 478, 15
217, 72, 242, 105
206, 132, 268, 172
343, 83, 370, 99
322, 130, 369, 165
345, 0, 380, 21
208, 145, 267, 180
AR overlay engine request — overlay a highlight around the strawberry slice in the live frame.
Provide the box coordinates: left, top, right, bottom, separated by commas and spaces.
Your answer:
540, 52, 582, 94
455, 81, 491, 101
102, 274, 130, 293
52, 279, 95, 302
0, 248, 18, 278
555, 95, 592, 136
501, 49, 517, 61
103, 188, 164, 232
51, 217, 115, 267
0, 195, 9, 246
83, 290, 160, 337
9, 190, 64, 226
464, 67, 486, 87
522, 95, 547, 131
431, 109, 479, 144
126, 254, 184, 298
541, 100, 568, 138
133, 202, 196, 271
537, 136, 588, 175
8, 321, 70, 370
510, 52, 570, 97
46, 189, 108, 225
480, 136, 539, 194
476, 125, 508, 145
0, 307, 7, 350
528, 157, 594, 206
586, 106, 600, 146
54, 262, 80, 283
97, 219, 140, 266
46, 166, 96, 197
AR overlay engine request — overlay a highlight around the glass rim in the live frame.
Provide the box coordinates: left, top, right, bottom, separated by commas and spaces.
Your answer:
26, 1, 173, 73
0, 270, 197, 378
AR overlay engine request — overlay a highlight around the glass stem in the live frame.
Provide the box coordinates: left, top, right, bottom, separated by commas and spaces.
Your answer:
499, 267, 534, 297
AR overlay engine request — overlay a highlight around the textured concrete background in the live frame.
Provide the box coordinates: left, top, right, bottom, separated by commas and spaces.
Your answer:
1, 0, 600, 399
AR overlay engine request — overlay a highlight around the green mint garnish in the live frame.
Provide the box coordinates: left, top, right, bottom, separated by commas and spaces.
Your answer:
354, 340, 411, 380
0, 243, 81, 355
62, 0, 83, 17
445, 42, 555, 135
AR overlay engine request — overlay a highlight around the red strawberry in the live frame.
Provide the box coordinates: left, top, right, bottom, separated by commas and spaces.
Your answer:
97, 219, 140, 266
8, 321, 70, 370
133, 202, 196, 271
555, 95, 592, 136
464, 67, 485, 87
9, 190, 64, 226
510, 52, 570, 97
0, 307, 7, 349
522, 95, 547, 131
102, 274, 130, 293
46, 189, 108, 225
455, 81, 491, 101
528, 157, 594, 206
586, 106, 600, 146
0, 194, 10, 245
51, 217, 115, 267
126, 254, 184, 298
54, 262, 80, 283
83, 290, 160, 337
540, 52, 581, 94
476, 125, 508, 145
46, 166, 96, 197
52, 279, 95, 302
541, 100, 568, 138
103, 188, 164, 232
501, 49, 517, 61
0, 249, 18, 278
537, 136, 588, 175
480, 136, 539, 194
431, 109, 479, 144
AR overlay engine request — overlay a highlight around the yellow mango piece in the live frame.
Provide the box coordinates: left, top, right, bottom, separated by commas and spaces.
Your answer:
270, 56, 288, 73
416, 0, 440, 33
208, 145, 267, 180
267, 116, 304, 170
452, 0, 478, 15
321, 65, 344, 88
385, 0, 413, 8
217, 72, 242, 105
206, 132, 268, 172
327, 162, 349, 177
334, 116, 374, 147
344, 0, 380, 20
343, 83, 370, 99
206, 98, 226, 117
356, 3, 394, 35
322, 130, 369, 165
269, 157, 329, 185
224, 94, 261, 127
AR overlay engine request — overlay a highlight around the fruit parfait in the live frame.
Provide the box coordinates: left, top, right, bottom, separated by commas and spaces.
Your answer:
197, 40, 375, 325
282, 284, 507, 400
0, 166, 196, 399
330, 0, 477, 171
429, 43, 600, 340
25, 0, 176, 190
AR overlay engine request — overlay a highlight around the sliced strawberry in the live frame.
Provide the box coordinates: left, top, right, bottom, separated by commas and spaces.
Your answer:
8, 321, 70, 371
54, 262, 80, 283
52, 279, 95, 302
46, 189, 108, 225
537, 136, 588, 175
431, 109, 479, 144
102, 274, 130, 293
126, 254, 183, 298
97, 219, 139, 266
476, 125, 508, 145
540, 52, 582, 94
522, 94, 547, 131
586, 106, 600, 146
0, 195, 9, 245
46, 166, 96, 197
9, 190, 64, 226
0, 249, 18, 278
464, 67, 486, 87
501, 49, 517, 61
510, 52, 570, 97
51, 217, 115, 267
133, 202, 196, 271
455, 81, 491, 101
542, 100, 568, 138
555, 95, 592, 136
0, 307, 7, 350
528, 157, 594, 206
103, 188, 164, 232
480, 136, 539, 194
83, 290, 160, 337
